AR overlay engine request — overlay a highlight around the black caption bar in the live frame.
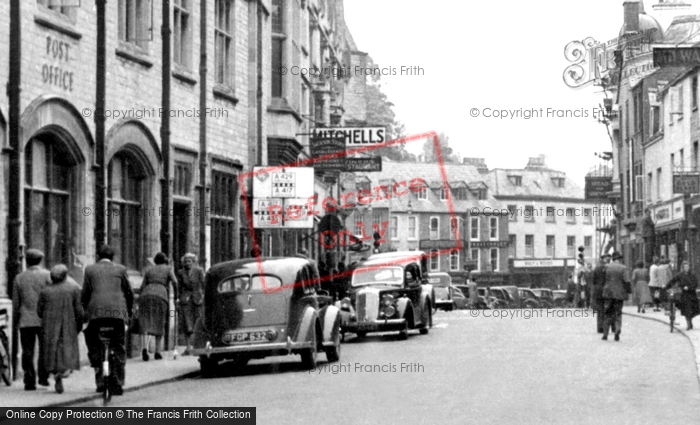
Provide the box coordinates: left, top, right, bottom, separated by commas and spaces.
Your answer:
1, 408, 255, 424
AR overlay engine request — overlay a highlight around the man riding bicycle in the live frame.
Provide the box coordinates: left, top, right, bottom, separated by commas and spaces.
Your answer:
81, 245, 134, 395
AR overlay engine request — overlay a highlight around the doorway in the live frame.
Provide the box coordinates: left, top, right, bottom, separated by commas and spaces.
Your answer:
172, 201, 190, 269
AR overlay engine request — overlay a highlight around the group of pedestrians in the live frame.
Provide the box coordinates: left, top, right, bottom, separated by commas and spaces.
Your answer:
12, 245, 205, 396
589, 252, 700, 342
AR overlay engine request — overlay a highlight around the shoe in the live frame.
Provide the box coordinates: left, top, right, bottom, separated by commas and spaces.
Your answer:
95, 371, 105, 393
55, 377, 63, 394
38, 378, 50, 387
24, 384, 37, 391
642, 308, 646, 313
602, 335, 608, 340
154, 352, 162, 360
597, 329, 603, 333
111, 386, 124, 396
142, 349, 149, 361
614, 333, 620, 341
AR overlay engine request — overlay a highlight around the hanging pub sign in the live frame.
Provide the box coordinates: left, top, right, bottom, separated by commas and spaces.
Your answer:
310, 136, 346, 171
585, 176, 612, 201
672, 173, 700, 194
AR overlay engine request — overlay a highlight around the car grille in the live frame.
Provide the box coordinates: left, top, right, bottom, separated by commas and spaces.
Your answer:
356, 292, 366, 321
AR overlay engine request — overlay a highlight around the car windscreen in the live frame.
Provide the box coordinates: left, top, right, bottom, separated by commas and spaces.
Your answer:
218, 275, 283, 293
351, 267, 404, 287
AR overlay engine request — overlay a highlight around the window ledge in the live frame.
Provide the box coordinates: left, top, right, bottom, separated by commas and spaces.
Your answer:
268, 99, 303, 123
173, 68, 197, 85
115, 43, 154, 68
34, 12, 81, 40
213, 84, 239, 105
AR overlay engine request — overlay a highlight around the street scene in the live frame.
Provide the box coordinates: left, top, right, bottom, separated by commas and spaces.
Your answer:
2, 0, 700, 424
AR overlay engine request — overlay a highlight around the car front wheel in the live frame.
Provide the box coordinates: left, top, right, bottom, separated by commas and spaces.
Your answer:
419, 302, 432, 335
199, 356, 218, 377
325, 319, 341, 363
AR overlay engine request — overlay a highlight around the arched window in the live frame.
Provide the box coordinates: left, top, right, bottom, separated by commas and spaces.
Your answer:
108, 152, 146, 271
24, 135, 77, 267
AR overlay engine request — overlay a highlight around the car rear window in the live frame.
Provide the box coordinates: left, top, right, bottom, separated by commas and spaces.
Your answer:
352, 267, 404, 286
218, 275, 283, 293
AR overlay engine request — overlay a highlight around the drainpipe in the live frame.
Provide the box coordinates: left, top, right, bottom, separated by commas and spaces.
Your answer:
255, 3, 265, 253
161, 0, 172, 257
199, 0, 208, 266
95, 0, 107, 247
7, 0, 21, 380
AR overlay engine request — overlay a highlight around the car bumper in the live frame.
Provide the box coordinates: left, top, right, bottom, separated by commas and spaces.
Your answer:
341, 318, 407, 333
435, 300, 454, 310
191, 336, 313, 358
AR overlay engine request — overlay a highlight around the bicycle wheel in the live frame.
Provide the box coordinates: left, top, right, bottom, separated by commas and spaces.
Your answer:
0, 331, 11, 386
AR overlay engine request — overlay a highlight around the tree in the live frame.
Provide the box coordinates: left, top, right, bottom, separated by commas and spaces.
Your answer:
421, 132, 460, 163
363, 58, 415, 162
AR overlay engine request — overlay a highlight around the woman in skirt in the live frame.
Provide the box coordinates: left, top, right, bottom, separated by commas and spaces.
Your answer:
631, 260, 652, 313
139, 253, 179, 360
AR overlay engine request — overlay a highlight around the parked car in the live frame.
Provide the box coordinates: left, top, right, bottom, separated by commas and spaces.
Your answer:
454, 284, 487, 309
530, 288, 555, 308
451, 286, 469, 310
517, 288, 542, 308
338, 252, 434, 340
499, 286, 523, 307
477, 288, 507, 309
489, 287, 516, 308
426, 272, 455, 311
552, 289, 569, 307
190, 257, 342, 376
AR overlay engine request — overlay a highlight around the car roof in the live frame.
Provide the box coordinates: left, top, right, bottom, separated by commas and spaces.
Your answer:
206, 257, 311, 285
426, 272, 451, 286
368, 251, 426, 260
356, 256, 422, 268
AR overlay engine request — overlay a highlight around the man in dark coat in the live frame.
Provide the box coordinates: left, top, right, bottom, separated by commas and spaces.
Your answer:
602, 252, 632, 341
82, 245, 134, 395
12, 249, 50, 390
38, 264, 84, 394
591, 253, 611, 333
666, 261, 700, 330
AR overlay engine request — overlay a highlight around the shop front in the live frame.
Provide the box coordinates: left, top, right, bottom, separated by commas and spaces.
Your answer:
510, 259, 575, 289
652, 196, 686, 272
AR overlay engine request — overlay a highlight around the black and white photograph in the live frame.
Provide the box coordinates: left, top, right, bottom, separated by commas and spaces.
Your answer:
1, 0, 700, 423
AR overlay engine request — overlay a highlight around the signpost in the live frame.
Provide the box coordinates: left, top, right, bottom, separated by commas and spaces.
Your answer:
311, 127, 386, 147
310, 137, 346, 171
343, 157, 382, 172
653, 47, 700, 68
672, 173, 700, 194
253, 166, 314, 229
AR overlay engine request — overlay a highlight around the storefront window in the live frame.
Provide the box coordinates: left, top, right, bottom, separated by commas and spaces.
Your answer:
108, 153, 145, 271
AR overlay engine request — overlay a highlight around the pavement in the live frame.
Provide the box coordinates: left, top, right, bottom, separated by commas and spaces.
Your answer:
0, 347, 200, 407
622, 304, 700, 384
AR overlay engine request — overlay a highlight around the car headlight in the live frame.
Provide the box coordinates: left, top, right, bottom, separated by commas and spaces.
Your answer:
380, 294, 397, 318
340, 297, 352, 312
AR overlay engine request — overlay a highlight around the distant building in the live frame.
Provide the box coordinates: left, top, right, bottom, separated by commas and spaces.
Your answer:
480, 155, 599, 288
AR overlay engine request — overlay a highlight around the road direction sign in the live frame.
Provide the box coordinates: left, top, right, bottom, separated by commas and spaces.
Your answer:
253, 166, 314, 199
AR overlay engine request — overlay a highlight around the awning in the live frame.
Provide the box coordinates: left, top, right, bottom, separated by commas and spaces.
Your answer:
655, 219, 686, 234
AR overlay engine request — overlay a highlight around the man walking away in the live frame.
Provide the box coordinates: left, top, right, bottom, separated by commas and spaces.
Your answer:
648, 256, 662, 312
12, 249, 50, 390
657, 257, 673, 311
82, 245, 134, 395
602, 252, 632, 341
591, 253, 611, 333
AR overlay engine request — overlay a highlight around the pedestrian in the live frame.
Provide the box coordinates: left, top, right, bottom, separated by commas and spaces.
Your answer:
566, 274, 576, 305
657, 257, 674, 310
37, 264, 84, 394
11, 248, 51, 391
139, 252, 179, 361
574, 259, 584, 308
177, 253, 205, 355
582, 262, 593, 309
82, 245, 134, 395
465, 271, 479, 309
591, 253, 611, 333
601, 252, 632, 341
631, 260, 652, 314
665, 261, 700, 330
295, 248, 309, 259
648, 256, 662, 312
250, 246, 262, 258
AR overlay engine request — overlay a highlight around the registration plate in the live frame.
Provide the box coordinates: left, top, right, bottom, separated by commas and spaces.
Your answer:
222, 330, 273, 345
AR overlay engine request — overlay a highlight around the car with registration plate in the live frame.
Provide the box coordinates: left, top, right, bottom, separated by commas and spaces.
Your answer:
190, 257, 342, 375
337, 251, 433, 340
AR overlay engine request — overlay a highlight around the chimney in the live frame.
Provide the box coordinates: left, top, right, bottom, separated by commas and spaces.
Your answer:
623, 1, 641, 33
462, 157, 489, 173
525, 155, 548, 170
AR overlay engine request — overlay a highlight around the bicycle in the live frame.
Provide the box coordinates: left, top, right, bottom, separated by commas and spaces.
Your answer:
97, 325, 118, 405
0, 309, 11, 386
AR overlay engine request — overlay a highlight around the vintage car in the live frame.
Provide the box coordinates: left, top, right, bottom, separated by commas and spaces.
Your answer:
489, 287, 515, 308
454, 284, 487, 309
552, 289, 569, 307
426, 272, 455, 311
477, 288, 507, 309
190, 257, 342, 376
530, 288, 555, 308
451, 287, 469, 310
517, 288, 542, 308
337, 252, 433, 340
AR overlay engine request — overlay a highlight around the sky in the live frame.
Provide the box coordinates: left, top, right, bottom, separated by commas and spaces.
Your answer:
342, 0, 697, 188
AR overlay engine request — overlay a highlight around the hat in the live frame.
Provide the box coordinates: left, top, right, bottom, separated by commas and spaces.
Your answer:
601, 253, 612, 259
50, 264, 69, 283
25, 249, 44, 262
611, 251, 623, 261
